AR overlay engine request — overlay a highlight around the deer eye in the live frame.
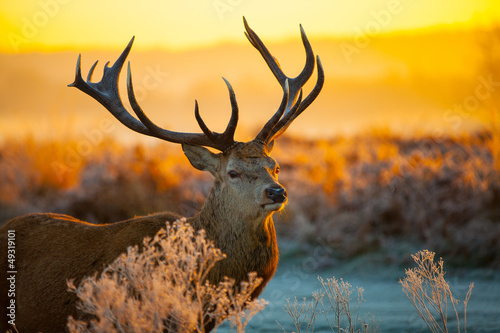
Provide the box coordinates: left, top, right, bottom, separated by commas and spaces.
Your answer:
275, 166, 280, 174
228, 170, 240, 179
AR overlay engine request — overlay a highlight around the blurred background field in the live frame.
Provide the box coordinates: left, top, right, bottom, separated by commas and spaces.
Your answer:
1, 130, 499, 268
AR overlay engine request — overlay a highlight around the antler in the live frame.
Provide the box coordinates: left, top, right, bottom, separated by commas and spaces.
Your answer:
245, 17, 324, 144
68, 37, 238, 152
69, 19, 323, 151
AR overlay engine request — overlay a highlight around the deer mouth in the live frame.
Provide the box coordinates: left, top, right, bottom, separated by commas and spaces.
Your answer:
262, 202, 286, 212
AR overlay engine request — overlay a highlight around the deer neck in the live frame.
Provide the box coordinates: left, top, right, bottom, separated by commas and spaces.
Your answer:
195, 185, 276, 246
192, 182, 279, 290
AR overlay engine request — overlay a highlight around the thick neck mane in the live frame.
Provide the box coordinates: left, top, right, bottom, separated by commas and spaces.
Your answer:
193, 179, 279, 297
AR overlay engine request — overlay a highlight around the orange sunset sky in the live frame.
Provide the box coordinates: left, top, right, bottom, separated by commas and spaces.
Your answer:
1, 1, 500, 141
1, 1, 499, 52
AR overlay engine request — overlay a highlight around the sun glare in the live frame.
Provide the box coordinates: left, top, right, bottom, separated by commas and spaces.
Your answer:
0, 1, 499, 53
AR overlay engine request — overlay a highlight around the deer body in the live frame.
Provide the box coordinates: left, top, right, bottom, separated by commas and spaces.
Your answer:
1, 212, 183, 331
0, 18, 323, 332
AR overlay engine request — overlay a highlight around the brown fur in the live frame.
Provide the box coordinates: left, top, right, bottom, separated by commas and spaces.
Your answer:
0, 141, 283, 332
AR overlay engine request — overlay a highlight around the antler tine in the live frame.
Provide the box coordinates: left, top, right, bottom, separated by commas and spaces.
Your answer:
126, 62, 216, 147
192, 78, 239, 150
255, 79, 289, 142
220, 77, 239, 147
69, 37, 151, 136
243, 17, 315, 111
268, 89, 304, 140
69, 37, 239, 152
292, 56, 324, 118
194, 100, 217, 142
244, 17, 323, 145
244, 19, 286, 85
268, 55, 324, 141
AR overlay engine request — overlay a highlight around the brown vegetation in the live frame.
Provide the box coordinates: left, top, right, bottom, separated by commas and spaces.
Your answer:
277, 130, 500, 267
1, 129, 498, 268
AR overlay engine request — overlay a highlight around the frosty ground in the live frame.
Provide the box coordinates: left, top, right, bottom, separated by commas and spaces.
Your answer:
222, 240, 500, 333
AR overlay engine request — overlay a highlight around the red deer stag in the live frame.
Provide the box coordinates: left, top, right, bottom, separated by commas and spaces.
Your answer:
0, 17, 323, 332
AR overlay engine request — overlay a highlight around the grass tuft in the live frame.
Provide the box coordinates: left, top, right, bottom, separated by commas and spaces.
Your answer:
277, 276, 378, 333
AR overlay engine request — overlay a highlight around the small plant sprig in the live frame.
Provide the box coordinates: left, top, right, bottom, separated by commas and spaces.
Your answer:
399, 250, 474, 333
277, 276, 376, 333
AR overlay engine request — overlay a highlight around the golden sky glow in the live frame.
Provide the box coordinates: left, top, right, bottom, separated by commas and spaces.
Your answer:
0, 0, 499, 53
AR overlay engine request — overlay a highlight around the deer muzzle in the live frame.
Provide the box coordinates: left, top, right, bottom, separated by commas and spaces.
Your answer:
266, 186, 287, 204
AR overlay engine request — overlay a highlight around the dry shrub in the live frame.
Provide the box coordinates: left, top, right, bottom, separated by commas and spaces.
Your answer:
67, 219, 267, 333
278, 276, 377, 333
399, 250, 473, 333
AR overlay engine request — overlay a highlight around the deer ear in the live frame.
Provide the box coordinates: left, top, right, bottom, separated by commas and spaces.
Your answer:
182, 143, 220, 174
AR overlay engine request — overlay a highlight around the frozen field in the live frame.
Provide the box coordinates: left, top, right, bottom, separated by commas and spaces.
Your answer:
222, 242, 500, 332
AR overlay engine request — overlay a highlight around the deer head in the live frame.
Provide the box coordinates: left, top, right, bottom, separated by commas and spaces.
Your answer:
68, 16, 323, 228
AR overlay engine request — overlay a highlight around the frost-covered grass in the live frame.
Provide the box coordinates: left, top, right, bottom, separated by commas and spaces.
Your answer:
279, 250, 474, 333
400, 250, 473, 333
277, 276, 377, 333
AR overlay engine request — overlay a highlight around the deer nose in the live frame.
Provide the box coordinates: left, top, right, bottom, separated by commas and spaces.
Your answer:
266, 186, 287, 203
